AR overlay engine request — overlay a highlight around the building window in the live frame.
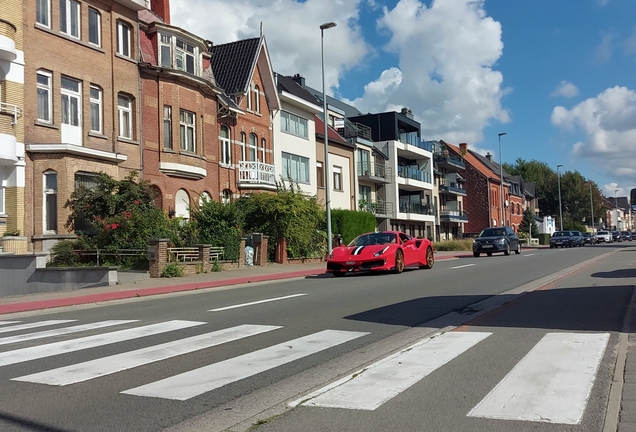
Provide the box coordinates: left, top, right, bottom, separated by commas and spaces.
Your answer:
36, 0, 50, 27
179, 109, 195, 152
248, 133, 257, 161
175, 39, 195, 74
281, 111, 308, 139
220, 125, 231, 165
117, 94, 133, 139
359, 185, 371, 209
222, 189, 232, 204
116, 21, 131, 58
158, 34, 198, 75
89, 85, 102, 133
61, 76, 81, 127
260, 138, 266, 163
239, 132, 246, 161
253, 85, 260, 113
43, 171, 58, 233
60, 0, 80, 38
163, 105, 172, 149
36, 71, 52, 123
159, 34, 172, 67
175, 189, 190, 220
281, 152, 310, 184
316, 161, 324, 188
333, 166, 342, 191
88, 8, 100, 46
73, 172, 99, 234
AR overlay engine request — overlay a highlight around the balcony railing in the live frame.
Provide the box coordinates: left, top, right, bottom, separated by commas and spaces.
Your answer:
340, 119, 373, 141
359, 200, 394, 217
439, 182, 467, 195
238, 161, 276, 186
440, 209, 468, 221
357, 161, 392, 181
398, 201, 435, 216
434, 152, 465, 170
0, 102, 22, 125
397, 165, 432, 183
398, 133, 434, 152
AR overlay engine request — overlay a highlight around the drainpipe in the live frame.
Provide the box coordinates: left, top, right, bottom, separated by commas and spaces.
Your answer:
137, 20, 143, 178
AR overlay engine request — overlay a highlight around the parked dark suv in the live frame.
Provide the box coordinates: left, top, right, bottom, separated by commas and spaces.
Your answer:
570, 231, 585, 247
472, 226, 521, 257
550, 231, 576, 248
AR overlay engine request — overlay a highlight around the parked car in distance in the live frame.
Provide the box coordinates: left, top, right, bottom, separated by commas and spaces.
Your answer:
582, 232, 597, 245
472, 226, 521, 257
596, 231, 613, 243
550, 231, 575, 248
612, 231, 622, 242
631, 232, 636, 241
621, 231, 632, 242
570, 231, 585, 246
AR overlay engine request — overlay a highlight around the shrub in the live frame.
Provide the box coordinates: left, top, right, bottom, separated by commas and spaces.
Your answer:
433, 239, 474, 251
161, 263, 184, 278
212, 258, 222, 272
330, 209, 376, 244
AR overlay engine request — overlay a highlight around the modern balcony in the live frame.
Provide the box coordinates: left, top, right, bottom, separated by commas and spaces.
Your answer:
398, 133, 434, 152
0, 102, 21, 165
0, 19, 17, 62
398, 201, 435, 216
439, 181, 467, 196
357, 162, 392, 183
238, 161, 277, 188
359, 200, 394, 218
434, 152, 465, 171
397, 165, 432, 184
439, 209, 468, 222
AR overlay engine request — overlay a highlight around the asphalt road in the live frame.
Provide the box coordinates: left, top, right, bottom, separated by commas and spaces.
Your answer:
0, 243, 632, 432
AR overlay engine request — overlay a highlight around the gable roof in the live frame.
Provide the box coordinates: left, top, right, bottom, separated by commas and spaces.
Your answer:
469, 150, 514, 182
315, 115, 354, 148
210, 38, 261, 95
441, 141, 498, 181
276, 74, 321, 106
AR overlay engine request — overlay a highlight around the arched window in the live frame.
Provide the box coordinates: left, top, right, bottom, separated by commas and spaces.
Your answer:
220, 125, 231, 165
175, 189, 190, 220
222, 189, 232, 204
253, 85, 260, 113
248, 133, 257, 161
150, 185, 162, 209
199, 191, 211, 207
240, 132, 246, 161
260, 138, 266, 162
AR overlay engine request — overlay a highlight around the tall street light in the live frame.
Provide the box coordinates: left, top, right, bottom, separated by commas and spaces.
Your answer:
498, 132, 506, 226
557, 164, 563, 231
589, 182, 594, 234
320, 21, 336, 253
615, 189, 619, 230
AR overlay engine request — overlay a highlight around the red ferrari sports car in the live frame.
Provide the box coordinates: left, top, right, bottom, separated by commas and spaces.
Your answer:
326, 231, 434, 276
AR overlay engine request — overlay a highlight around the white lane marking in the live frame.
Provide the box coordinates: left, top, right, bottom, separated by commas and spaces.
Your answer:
209, 294, 307, 312
292, 331, 491, 410
0, 321, 133, 346
0, 320, 76, 334
122, 329, 369, 400
0, 320, 204, 367
524, 253, 535, 256
468, 332, 610, 424
451, 264, 475, 269
0, 321, 21, 326
14, 324, 282, 386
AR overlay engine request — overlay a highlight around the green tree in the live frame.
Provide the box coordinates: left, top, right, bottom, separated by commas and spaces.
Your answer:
519, 207, 539, 236
190, 199, 242, 261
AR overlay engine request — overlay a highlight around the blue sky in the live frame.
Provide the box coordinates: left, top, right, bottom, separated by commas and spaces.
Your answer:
171, 0, 636, 199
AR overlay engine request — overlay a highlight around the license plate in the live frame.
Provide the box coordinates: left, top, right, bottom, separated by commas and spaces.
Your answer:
345, 261, 356, 265
482, 245, 493, 248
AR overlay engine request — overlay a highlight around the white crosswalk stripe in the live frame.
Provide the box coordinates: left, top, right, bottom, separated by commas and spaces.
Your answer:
122, 329, 369, 400
13, 324, 282, 386
291, 331, 491, 410
0, 320, 204, 367
467, 332, 610, 424
0, 320, 135, 346
0, 320, 76, 334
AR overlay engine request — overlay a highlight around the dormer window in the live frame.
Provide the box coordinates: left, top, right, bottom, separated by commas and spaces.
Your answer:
159, 33, 199, 75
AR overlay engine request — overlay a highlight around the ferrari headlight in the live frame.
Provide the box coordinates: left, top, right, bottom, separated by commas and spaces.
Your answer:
374, 246, 390, 257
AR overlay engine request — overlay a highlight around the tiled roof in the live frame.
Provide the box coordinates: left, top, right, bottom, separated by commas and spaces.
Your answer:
470, 150, 513, 181
138, 9, 164, 24
276, 74, 321, 106
315, 115, 353, 148
210, 38, 261, 95
442, 141, 498, 181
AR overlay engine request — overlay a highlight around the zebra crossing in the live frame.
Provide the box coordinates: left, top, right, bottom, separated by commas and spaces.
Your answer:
0, 318, 611, 425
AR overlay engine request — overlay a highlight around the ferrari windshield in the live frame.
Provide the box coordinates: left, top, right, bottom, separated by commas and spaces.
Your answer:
348, 232, 398, 247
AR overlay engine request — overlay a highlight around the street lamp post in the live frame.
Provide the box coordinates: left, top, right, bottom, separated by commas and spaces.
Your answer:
589, 182, 594, 234
557, 164, 563, 231
320, 22, 336, 253
498, 132, 506, 226
615, 189, 619, 230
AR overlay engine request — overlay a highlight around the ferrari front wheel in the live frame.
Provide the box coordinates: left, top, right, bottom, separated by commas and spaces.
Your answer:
394, 250, 405, 274
420, 247, 434, 269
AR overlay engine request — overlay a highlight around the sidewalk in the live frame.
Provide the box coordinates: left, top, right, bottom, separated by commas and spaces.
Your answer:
0, 250, 477, 315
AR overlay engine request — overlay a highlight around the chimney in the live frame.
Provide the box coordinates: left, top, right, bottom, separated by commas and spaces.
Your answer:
151, 0, 171, 24
459, 142, 467, 155
486, 152, 492, 161
291, 74, 305, 87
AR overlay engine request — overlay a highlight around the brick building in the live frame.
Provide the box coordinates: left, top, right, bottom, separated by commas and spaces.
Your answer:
22, 0, 147, 251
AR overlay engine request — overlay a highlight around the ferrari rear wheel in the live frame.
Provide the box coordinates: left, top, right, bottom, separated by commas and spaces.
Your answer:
420, 247, 434, 269
394, 250, 404, 274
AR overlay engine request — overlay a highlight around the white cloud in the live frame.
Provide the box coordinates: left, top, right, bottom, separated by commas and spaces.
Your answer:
551, 86, 636, 183
170, 0, 370, 94
344, 0, 509, 144
625, 27, 636, 56
551, 81, 579, 98
597, 0, 610, 6
594, 32, 614, 63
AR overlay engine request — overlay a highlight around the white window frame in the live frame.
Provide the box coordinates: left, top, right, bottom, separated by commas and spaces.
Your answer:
333, 166, 342, 191
36, 70, 52, 123
118, 93, 133, 139
89, 85, 102, 133
175, 39, 196, 74
282, 152, 310, 184
0, 185, 4, 215
220, 125, 231, 166
260, 138, 266, 163
61, 76, 81, 127
116, 21, 131, 58
36, 0, 50, 27
60, 0, 80, 39
239, 132, 246, 161
179, 109, 195, 152
281, 110, 308, 139
248, 133, 257, 162
159, 34, 172, 67
252, 85, 260, 113
43, 171, 58, 233
88, 7, 101, 47
163, 105, 172, 149
158, 33, 199, 75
